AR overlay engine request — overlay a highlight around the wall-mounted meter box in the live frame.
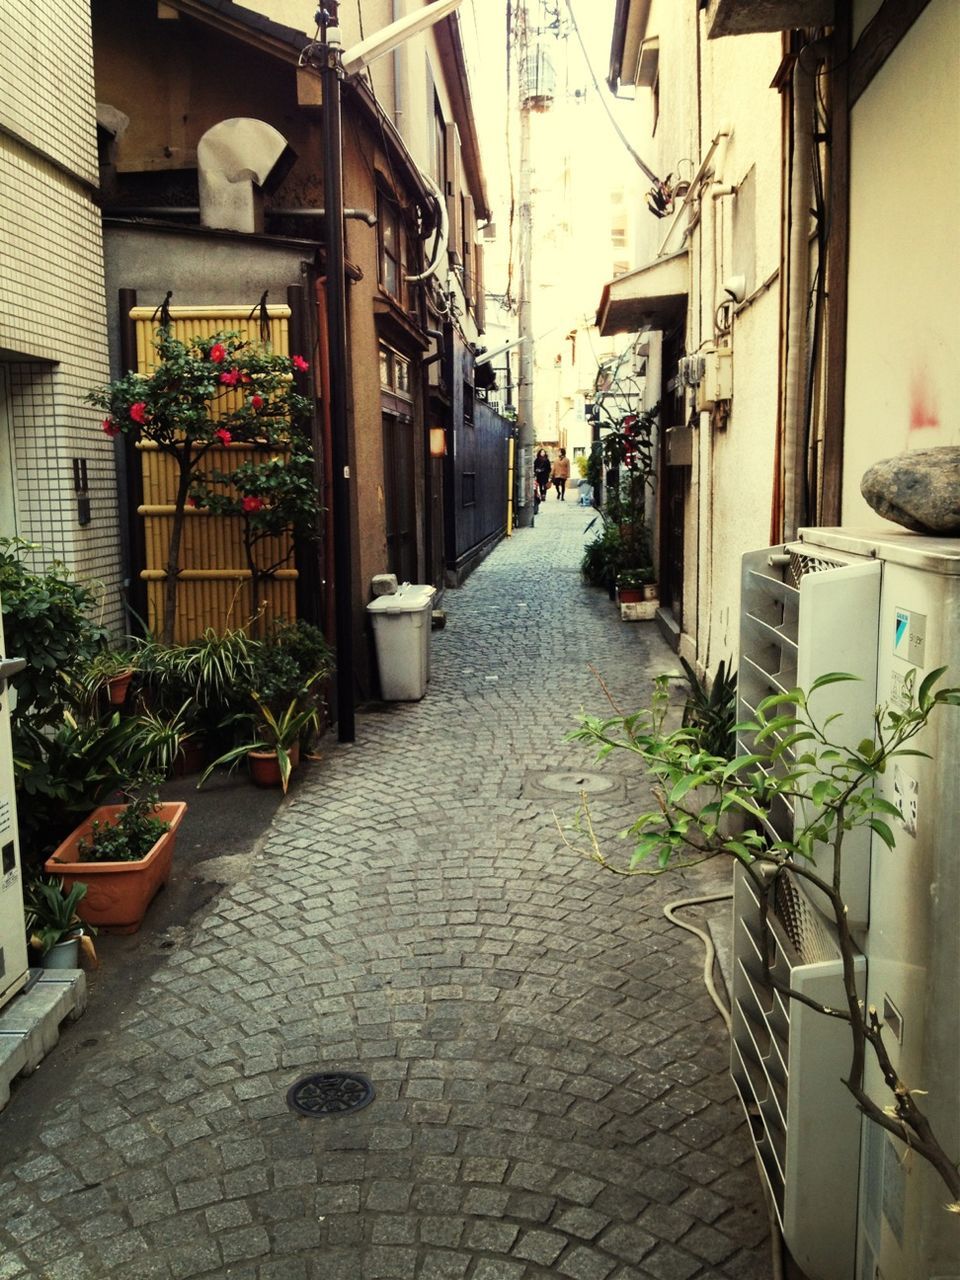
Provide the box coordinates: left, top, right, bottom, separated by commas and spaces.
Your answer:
696, 346, 733, 410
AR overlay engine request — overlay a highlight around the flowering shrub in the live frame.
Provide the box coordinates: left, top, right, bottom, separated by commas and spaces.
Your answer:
189, 441, 321, 635
88, 330, 312, 642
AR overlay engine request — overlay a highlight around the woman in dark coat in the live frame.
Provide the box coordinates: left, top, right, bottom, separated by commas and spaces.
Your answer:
533, 449, 551, 502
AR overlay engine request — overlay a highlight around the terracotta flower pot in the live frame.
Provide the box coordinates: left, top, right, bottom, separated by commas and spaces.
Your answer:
617, 587, 644, 604
248, 742, 300, 788
172, 737, 206, 778
106, 670, 134, 705
44, 802, 187, 935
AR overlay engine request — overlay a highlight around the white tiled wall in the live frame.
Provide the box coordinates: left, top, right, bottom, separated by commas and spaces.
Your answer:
0, 1, 99, 187
0, 6, 122, 630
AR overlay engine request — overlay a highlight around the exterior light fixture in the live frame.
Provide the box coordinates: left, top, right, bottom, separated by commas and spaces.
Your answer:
429, 427, 446, 458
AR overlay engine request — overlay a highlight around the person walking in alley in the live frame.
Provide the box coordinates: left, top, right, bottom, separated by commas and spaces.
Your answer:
552, 447, 570, 500
533, 448, 551, 503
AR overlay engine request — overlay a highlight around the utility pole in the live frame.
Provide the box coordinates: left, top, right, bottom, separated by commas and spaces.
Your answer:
514, 0, 554, 528
516, 56, 535, 528
319, 2, 355, 743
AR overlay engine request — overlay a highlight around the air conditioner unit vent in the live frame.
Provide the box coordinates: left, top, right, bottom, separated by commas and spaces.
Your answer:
775, 874, 836, 966
788, 550, 842, 588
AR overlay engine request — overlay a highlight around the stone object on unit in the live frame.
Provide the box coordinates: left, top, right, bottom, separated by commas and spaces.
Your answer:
860, 446, 960, 534
371, 574, 399, 597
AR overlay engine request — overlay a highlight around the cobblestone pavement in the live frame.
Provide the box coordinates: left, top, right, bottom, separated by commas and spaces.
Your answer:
0, 501, 772, 1279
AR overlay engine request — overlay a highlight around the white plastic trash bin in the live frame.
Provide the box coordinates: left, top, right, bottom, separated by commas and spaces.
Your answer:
367, 584, 436, 700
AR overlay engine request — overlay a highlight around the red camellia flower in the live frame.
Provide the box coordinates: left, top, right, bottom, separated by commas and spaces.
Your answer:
292, 354, 309, 372
250, 394, 264, 411
210, 343, 226, 364
242, 495, 264, 513
215, 428, 232, 446
187, 496, 199, 508
129, 401, 148, 424
219, 369, 241, 387
102, 418, 120, 437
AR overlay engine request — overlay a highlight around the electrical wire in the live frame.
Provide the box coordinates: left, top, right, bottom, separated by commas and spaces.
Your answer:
561, 0, 662, 186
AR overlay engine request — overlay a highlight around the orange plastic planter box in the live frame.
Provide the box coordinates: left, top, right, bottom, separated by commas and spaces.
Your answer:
44, 802, 187, 934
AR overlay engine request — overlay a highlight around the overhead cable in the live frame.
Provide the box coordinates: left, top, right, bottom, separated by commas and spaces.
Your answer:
561, 0, 662, 187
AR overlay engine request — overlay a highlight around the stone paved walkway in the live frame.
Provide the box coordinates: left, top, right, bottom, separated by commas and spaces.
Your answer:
0, 501, 771, 1279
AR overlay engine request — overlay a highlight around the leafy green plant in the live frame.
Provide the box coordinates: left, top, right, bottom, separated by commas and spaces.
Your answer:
581, 521, 624, 587
78, 786, 170, 863
678, 657, 738, 761
14, 710, 161, 865
571, 668, 960, 1205
24, 878, 96, 955
0, 538, 106, 727
87, 330, 311, 643
248, 620, 333, 714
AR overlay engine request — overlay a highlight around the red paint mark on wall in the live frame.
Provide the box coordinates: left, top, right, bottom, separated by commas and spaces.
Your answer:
910, 371, 940, 430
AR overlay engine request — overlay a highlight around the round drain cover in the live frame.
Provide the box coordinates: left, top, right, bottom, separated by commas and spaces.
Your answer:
286, 1072, 375, 1118
536, 770, 618, 795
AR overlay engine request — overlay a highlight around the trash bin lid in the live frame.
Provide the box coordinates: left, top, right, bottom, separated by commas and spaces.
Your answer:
366, 583, 436, 613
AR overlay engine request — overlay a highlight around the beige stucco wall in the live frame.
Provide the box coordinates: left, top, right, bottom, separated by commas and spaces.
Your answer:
0, 2, 121, 627
621, 2, 783, 670
841, 0, 959, 527
692, 28, 782, 672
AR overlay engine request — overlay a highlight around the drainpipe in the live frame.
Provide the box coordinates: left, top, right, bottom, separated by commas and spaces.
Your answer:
392, 0, 407, 135
314, 277, 336, 646
782, 52, 815, 539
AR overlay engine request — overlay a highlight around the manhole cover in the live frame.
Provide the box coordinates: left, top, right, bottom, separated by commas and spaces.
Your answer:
536, 770, 618, 795
286, 1072, 375, 1118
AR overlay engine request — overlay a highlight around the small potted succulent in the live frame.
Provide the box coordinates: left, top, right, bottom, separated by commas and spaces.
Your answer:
24, 878, 97, 969
44, 781, 187, 934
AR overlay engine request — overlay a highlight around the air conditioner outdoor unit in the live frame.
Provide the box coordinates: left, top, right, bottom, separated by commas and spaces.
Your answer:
735, 528, 960, 1280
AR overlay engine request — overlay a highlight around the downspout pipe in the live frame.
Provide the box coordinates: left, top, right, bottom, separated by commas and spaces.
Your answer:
782, 52, 815, 540
392, 0, 406, 134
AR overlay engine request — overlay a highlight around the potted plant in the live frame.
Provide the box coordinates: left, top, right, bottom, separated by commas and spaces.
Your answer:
616, 567, 657, 604
44, 783, 187, 934
87, 648, 138, 705
200, 684, 320, 794
24, 878, 97, 969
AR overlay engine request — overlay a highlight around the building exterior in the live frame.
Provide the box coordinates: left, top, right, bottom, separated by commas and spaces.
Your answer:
0, 2, 122, 627
597, 2, 960, 1276
88, 0, 502, 692
598, 0, 958, 677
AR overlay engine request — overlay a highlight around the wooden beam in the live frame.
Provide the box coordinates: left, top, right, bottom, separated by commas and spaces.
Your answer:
849, 0, 933, 106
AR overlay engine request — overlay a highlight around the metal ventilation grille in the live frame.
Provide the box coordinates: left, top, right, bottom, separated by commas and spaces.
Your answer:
788, 552, 841, 589
775, 873, 837, 965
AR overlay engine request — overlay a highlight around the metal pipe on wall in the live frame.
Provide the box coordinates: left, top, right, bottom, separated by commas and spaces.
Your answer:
782, 53, 815, 540
321, 18, 356, 743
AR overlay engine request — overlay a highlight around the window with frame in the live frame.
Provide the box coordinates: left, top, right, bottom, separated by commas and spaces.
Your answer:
377, 189, 405, 302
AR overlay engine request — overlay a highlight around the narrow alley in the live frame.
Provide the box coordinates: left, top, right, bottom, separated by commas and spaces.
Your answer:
1, 505, 770, 1280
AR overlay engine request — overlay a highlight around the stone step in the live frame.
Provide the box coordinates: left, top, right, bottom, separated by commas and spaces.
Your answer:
0, 969, 87, 1111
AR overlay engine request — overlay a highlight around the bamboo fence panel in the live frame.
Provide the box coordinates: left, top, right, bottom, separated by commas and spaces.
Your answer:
130, 306, 298, 642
